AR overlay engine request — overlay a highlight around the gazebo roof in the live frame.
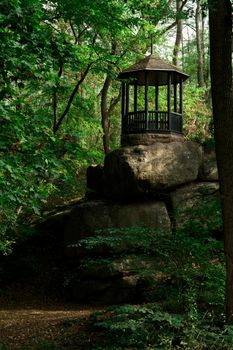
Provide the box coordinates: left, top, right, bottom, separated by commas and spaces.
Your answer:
118, 55, 189, 85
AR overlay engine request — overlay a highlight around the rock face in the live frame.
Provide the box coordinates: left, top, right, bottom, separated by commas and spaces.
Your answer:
65, 199, 171, 255
198, 144, 218, 181
121, 132, 184, 146
64, 140, 220, 304
170, 182, 219, 228
66, 256, 160, 304
171, 182, 219, 209
87, 141, 202, 200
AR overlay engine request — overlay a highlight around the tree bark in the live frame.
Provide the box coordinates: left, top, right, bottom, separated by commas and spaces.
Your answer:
173, 0, 183, 66
209, 0, 233, 323
101, 75, 121, 154
196, 0, 205, 87
101, 76, 112, 155
53, 62, 93, 133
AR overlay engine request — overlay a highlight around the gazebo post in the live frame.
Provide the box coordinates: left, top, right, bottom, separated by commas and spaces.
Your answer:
134, 84, 138, 112
179, 79, 183, 133
167, 73, 171, 130
145, 71, 149, 130
174, 83, 177, 112
126, 83, 129, 117
121, 82, 125, 133
155, 86, 159, 111
155, 85, 159, 129
179, 79, 183, 115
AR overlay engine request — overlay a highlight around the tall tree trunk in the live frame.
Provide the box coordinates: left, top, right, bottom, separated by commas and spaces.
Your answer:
209, 0, 233, 323
201, 14, 208, 86
101, 76, 112, 155
101, 75, 122, 155
196, 0, 205, 87
173, 0, 183, 66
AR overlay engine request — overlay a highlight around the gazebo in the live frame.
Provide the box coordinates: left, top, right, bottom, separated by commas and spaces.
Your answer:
118, 55, 189, 145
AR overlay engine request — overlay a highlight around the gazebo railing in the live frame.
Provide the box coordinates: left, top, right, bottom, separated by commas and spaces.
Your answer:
123, 110, 182, 134
170, 112, 183, 133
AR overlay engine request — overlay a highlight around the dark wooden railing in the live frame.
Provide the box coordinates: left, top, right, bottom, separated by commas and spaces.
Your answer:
123, 111, 182, 134
170, 112, 183, 133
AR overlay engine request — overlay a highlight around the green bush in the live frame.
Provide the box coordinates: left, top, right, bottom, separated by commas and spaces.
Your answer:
67, 198, 226, 349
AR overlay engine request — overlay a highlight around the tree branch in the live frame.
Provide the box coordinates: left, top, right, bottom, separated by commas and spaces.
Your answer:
52, 62, 63, 132
54, 62, 93, 133
108, 86, 122, 116
69, 20, 78, 44
161, 0, 188, 34
53, 34, 97, 133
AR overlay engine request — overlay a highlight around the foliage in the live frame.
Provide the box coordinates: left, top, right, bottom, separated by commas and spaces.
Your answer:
89, 304, 233, 350
0, 0, 176, 254
183, 84, 212, 142
0, 0, 216, 255
63, 197, 227, 349
73, 223, 224, 307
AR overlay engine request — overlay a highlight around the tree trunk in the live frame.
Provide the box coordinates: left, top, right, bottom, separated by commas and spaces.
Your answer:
173, 0, 183, 66
101, 75, 121, 155
209, 0, 233, 323
196, 0, 205, 87
101, 76, 112, 155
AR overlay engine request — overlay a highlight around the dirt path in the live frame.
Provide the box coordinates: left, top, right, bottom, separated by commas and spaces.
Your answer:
0, 291, 102, 350
0, 308, 92, 349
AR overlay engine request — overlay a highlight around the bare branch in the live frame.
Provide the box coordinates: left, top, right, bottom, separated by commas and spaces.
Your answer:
54, 62, 93, 133
52, 62, 63, 131
42, 20, 61, 33
161, 0, 188, 34
108, 86, 122, 115
69, 20, 78, 44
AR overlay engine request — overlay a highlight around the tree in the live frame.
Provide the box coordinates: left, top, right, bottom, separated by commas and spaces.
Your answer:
209, 0, 233, 323
195, 0, 205, 86
1, 0, 177, 253
101, 74, 121, 154
173, 0, 183, 66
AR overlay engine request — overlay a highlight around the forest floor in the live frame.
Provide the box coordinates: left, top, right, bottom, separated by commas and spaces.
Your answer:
0, 285, 104, 349
0, 203, 106, 350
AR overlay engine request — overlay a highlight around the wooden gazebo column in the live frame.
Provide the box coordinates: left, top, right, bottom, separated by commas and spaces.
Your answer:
134, 84, 138, 112
179, 79, 183, 115
145, 71, 149, 130
126, 83, 129, 117
121, 82, 125, 133
167, 73, 171, 130
155, 85, 159, 129
155, 86, 159, 111
174, 83, 177, 112
179, 79, 183, 133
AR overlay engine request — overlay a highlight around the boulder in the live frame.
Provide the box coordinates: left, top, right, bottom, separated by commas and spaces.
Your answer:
86, 165, 104, 194
66, 256, 162, 304
88, 141, 202, 200
170, 182, 220, 228
67, 276, 140, 304
121, 132, 184, 146
198, 144, 218, 181
65, 199, 171, 255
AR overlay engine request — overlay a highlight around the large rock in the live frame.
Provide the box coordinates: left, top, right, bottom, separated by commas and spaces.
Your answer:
96, 141, 202, 199
121, 132, 184, 146
198, 144, 218, 181
65, 199, 171, 255
170, 182, 220, 228
66, 256, 164, 304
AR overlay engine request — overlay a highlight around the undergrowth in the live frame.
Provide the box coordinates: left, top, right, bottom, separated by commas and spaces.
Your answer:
1, 199, 230, 349
65, 198, 228, 349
